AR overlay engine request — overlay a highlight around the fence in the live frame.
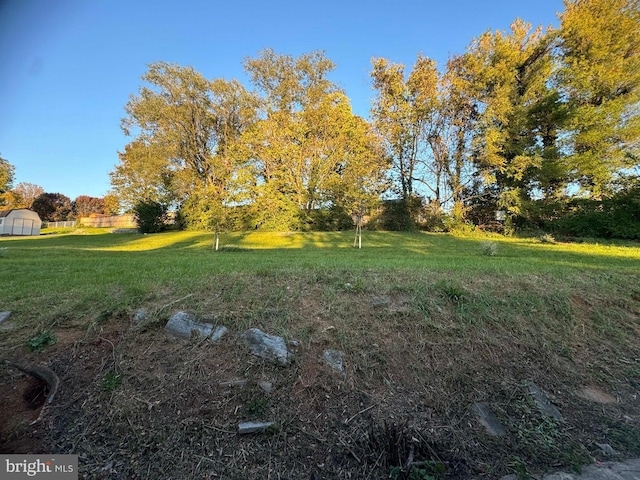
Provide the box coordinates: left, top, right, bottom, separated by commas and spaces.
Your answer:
79, 214, 136, 228
42, 221, 77, 228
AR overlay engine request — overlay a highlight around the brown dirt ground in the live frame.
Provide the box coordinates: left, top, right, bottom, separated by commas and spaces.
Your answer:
1, 292, 639, 479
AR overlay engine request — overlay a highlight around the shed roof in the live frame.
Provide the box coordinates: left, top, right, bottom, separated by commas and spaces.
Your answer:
0, 209, 37, 218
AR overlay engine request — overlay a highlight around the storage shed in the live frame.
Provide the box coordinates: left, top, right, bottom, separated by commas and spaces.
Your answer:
0, 209, 42, 236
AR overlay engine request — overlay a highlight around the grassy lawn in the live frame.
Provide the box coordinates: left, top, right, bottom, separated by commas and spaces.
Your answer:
1, 229, 639, 478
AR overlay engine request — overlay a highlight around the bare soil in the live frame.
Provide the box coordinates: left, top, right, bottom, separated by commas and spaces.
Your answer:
1, 279, 640, 479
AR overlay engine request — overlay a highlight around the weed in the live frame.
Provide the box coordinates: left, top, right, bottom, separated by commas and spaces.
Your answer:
102, 371, 122, 392
0, 247, 7, 258
435, 280, 465, 303
480, 240, 499, 256
538, 234, 557, 244
245, 395, 270, 418
25, 330, 57, 351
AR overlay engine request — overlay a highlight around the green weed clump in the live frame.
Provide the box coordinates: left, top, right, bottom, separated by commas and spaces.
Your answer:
26, 330, 57, 351
480, 240, 499, 256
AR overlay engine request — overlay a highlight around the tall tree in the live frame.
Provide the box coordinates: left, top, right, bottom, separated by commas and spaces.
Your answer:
12, 182, 45, 209
370, 56, 439, 202
72, 195, 107, 217
31, 193, 72, 221
243, 50, 386, 229
557, 0, 640, 196
114, 62, 259, 230
0, 154, 15, 207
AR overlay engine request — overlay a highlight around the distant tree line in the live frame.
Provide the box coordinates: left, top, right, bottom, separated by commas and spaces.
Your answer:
109, 0, 639, 239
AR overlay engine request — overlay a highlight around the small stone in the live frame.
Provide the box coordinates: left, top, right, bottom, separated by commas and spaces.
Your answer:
595, 443, 619, 456
219, 379, 247, 387
288, 339, 300, 348
242, 328, 291, 365
0, 311, 11, 324
165, 311, 227, 343
472, 402, 506, 436
371, 297, 390, 308
580, 386, 617, 404
238, 421, 275, 434
525, 381, 563, 421
133, 308, 147, 323
258, 381, 273, 393
323, 349, 346, 378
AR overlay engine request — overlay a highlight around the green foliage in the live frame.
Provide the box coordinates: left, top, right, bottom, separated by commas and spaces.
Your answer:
522, 187, 640, 239
26, 330, 57, 351
480, 240, 499, 256
133, 200, 167, 233
0, 154, 15, 195
102, 371, 122, 392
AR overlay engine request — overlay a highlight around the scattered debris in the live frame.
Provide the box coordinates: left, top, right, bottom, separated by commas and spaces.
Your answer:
238, 421, 275, 434
219, 379, 247, 388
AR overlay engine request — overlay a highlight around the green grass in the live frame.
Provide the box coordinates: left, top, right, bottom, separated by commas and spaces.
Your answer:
1, 228, 638, 327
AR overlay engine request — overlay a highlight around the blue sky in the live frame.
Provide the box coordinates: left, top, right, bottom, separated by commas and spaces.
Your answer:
0, 0, 563, 200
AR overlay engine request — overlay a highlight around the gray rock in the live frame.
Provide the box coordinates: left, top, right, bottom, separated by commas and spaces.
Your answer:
371, 297, 390, 308
323, 349, 346, 377
596, 443, 619, 456
525, 381, 563, 421
258, 380, 273, 393
238, 421, 275, 434
0, 311, 11, 324
472, 402, 506, 436
133, 308, 147, 323
219, 379, 247, 387
242, 328, 291, 365
165, 311, 228, 343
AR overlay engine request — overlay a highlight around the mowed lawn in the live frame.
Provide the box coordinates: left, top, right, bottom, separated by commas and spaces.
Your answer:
1, 228, 639, 327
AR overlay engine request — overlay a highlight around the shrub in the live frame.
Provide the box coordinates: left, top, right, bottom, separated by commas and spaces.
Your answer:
480, 240, 499, 256
132, 200, 167, 233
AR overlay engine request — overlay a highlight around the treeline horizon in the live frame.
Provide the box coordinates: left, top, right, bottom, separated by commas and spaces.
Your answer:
3, 0, 639, 239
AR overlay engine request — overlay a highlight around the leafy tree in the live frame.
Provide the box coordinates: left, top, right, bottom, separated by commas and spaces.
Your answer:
115, 62, 259, 231
72, 195, 107, 217
243, 50, 387, 230
132, 200, 167, 233
12, 183, 44, 209
31, 193, 72, 221
557, 0, 640, 196
0, 154, 15, 207
370, 56, 439, 202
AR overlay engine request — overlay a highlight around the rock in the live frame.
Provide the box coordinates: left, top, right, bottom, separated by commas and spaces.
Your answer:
219, 379, 247, 387
242, 328, 291, 365
165, 311, 228, 343
258, 381, 273, 393
472, 402, 506, 436
133, 308, 147, 323
580, 386, 617, 404
371, 297, 390, 308
238, 421, 275, 434
595, 443, 619, 456
323, 349, 346, 378
525, 381, 563, 421
0, 311, 11, 324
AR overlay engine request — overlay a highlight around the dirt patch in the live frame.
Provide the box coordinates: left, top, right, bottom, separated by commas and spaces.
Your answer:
1, 275, 640, 478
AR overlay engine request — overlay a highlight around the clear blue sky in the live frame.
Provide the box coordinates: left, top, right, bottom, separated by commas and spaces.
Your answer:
0, 0, 563, 200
